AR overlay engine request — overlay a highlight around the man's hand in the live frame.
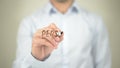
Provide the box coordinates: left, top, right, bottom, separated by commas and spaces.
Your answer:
31, 23, 64, 61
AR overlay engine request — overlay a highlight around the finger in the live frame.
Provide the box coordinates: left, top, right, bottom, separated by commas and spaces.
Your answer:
54, 35, 63, 42
41, 28, 58, 48
41, 46, 45, 58
33, 25, 61, 48
44, 36, 58, 48
53, 31, 64, 42
33, 37, 55, 49
34, 28, 58, 48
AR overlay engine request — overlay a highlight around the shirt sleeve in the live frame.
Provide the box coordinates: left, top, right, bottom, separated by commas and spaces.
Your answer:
92, 17, 111, 68
12, 17, 45, 68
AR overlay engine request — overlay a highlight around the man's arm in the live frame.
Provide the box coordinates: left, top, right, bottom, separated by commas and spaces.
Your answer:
92, 17, 111, 68
13, 17, 63, 68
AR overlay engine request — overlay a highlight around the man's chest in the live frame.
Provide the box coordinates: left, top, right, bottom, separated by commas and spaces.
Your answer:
33, 14, 93, 54
31, 15, 94, 67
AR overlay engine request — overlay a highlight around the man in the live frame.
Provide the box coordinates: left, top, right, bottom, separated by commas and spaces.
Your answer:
13, 0, 111, 68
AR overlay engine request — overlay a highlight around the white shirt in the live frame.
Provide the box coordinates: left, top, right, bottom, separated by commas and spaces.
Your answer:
13, 1, 111, 68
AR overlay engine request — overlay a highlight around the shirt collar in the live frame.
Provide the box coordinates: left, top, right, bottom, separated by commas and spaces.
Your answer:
44, 1, 80, 15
